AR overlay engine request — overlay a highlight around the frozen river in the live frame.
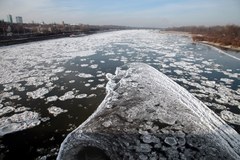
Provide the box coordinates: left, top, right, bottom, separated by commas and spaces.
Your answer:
0, 30, 239, 159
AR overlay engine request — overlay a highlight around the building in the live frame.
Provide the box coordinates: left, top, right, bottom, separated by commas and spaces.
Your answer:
16, 16, 23, 23
7, 14, 13, 23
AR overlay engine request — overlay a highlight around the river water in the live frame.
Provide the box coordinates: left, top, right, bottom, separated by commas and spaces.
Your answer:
0, 30, 239, 159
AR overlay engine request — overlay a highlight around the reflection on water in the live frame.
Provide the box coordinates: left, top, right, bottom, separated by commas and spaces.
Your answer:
0, 30, 239, 159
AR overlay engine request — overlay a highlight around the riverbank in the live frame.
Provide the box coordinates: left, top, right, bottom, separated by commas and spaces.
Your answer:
0, 30, 117, 47
164, 25, 240, 53
0, 33, 71, 46
193, 39, 240, 52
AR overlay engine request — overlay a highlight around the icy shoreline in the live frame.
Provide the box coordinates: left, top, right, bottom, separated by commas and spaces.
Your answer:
57, 63, 240, 160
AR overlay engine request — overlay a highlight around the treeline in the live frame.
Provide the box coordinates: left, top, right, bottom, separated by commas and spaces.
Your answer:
165, 25, 240, 47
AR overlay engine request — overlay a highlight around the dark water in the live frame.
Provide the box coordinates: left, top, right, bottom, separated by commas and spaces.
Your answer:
0, 30, 239, 159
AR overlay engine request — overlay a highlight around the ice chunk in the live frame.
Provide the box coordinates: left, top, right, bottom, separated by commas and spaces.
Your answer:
81, 64, 89, 67
220, 78, 234, 85
48, 106, 67, 117
52, 67, 65, 73
84, 83, 91, 87
59, 91, 75, 101
141, 134, 160, 144
65, 70, 72, 73
164, 137, 177, 146
0, 106, 15, 117
69, 80, 75, 83
102, 120, 112, 128
220, 110, 240, 125
97, 84, 105, 88
0, 111, 41, 136
88, 79, 94, 83
98, 78, 105, 82
50, 76, 59, 81
89, 64, 98, 69
26, 87, 49, 99
75, 94, 87, 99
9, 95, 21, 100
15, 106, 30, 113
174, 70, 183, 75
88, 94, 97, 98
46, 96, 58, 103
77, 73, 94, 78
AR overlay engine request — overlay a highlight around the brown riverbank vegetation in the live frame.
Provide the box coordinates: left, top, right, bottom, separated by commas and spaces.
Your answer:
165, 25, 240, 48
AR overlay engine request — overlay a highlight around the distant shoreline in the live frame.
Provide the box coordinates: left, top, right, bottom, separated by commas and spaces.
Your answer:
162, 31, 240, 52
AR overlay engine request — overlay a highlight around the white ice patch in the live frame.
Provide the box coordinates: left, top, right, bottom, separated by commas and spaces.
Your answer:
88, 94, 97, 98
75, 94, 87, 99
89, 64, 98, 69
0, 111, 41, 136
9, 95, 21, 100
15, 106, 30, 113
220, 78, 234, 85
77, 73, 94, 78
97, 84, 105, 88
88, 79, 94, 83
46, 96, 59, 103
174, 70, 183, 75
69, 80, 75, 83
59, 91, 75, 101
48, 106, 67, 117
84, 83, 91, 87
27, 87, 49, 99
0, 106, 15, 117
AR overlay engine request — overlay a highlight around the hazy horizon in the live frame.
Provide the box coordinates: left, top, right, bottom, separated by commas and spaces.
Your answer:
0, 0, 240, 27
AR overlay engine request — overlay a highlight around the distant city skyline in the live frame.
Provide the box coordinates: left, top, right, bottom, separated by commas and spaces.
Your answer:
0, 0, 240, 27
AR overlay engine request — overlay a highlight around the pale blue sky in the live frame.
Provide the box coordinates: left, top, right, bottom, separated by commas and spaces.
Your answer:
0, 0, 239, 27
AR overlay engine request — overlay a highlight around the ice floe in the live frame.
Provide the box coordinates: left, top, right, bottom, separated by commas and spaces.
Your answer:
27, 87, 49, 99
48, 106, 67, 117
89, 64, 98, 69
88, 94, 97, 98
0, 111, 41, 136
59, 91, 75, 101
69, 80, 75, 84
77, 73, 94, 78
220, 110, 240, 125
15, 106, 30, 113
0, 106, 15, 117
46, 96, 59, 103
84, 83, 91, 87
75, 94, 88, 99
